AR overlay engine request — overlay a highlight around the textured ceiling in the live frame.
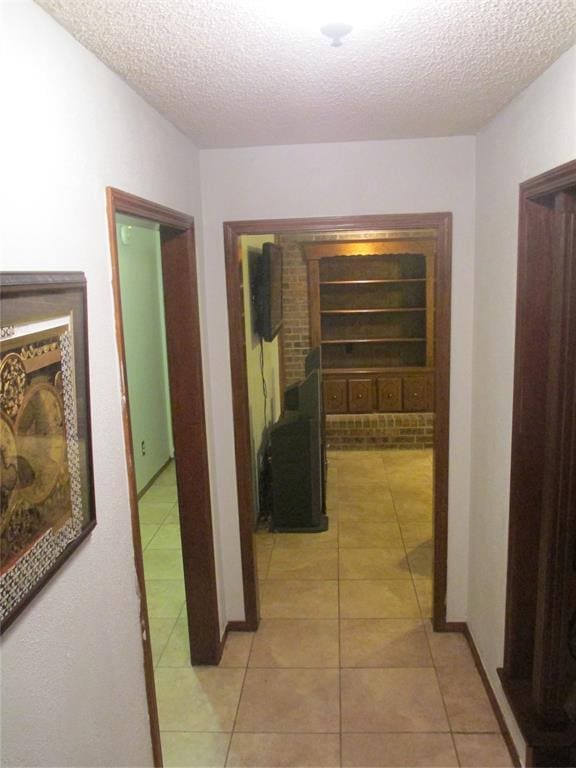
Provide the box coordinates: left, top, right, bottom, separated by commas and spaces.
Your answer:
36, 0, 576, 148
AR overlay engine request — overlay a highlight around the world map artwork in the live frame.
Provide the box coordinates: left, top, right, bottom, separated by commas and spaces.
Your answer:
0, 327, 73, 574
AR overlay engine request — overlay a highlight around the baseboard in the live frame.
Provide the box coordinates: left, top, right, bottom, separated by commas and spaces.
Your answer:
438, 620, 467, 633
462, 624, 522, 768
226, 619, 258, 632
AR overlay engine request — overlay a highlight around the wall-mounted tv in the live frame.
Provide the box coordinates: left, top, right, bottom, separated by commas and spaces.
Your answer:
256, 242, 283, 342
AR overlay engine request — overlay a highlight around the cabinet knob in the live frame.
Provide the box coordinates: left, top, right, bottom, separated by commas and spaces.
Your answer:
358, 394, 363, 399
387, 393, 393, 398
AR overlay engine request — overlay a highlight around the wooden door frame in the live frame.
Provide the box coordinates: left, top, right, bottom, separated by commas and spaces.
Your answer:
499, 159, 576, 767
107, 188, 221, 766
223, 212, 453, 632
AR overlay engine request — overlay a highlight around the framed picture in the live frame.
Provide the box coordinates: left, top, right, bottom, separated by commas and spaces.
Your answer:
0, 272, 96, 632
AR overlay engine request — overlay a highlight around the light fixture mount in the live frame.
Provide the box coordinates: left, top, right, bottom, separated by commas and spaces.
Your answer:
320, 22, 353, 47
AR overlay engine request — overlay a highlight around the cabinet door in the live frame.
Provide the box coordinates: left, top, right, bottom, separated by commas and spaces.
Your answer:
403, 374, 434, 412
377, 377, 402, 412
323, 379, 347, 413
349, 378, 373, 413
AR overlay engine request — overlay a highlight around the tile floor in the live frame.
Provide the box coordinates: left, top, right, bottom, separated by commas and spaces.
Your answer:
141, 451, 514, 767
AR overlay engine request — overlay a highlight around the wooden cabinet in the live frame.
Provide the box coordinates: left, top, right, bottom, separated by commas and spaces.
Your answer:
323, 378, 347, 413
349, 378, 373, 413
403, 374, 434, 412
377, 376, 403, 412
323, 371, 434, 414
305, 239, 435, 414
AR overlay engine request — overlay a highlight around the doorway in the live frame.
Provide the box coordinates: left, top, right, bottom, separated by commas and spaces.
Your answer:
106, 188, 221, 766
223, 213, 452, 632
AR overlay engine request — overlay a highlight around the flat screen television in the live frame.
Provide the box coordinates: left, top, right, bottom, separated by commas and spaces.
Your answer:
256, 242, 283, 342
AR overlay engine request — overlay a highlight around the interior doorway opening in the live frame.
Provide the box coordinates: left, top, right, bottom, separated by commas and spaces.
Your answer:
224, 213, 452, 633
107, 188, 221, 767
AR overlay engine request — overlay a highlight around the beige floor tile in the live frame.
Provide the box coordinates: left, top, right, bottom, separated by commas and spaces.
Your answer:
268, 548, 338, 580
144, 548, 184, 580
339, 521, 403, 549
436, 664, 500, 732
235, 669, 340, 733
155, 667, 244, 731
162, 732, 230, 767
453, 733, 514, 767
146, 579, 186, 618
339, 549, 411, 580
155, 468, 177, 487
142, 485, 179, 503
150, 617, 178, 666
380, 449, 432, 467
413, 580, 433, 618
342, 733, 458, 767
273, 527, 338, 548
158, 616, 189, 667
148, 524, 182, 550
399, 522, 433, 548
249, 619, 339, 668
340, 580, 420, 619
139, 501, 176, 525
340, 619, 432, 667
425, 622, 477, 669
341, 667, 449, 732
141, 523, 160, 549
256, 546, 272, 580
165, 509, 181, 524
226, 733, 340, 767
339, 486, 393, 504
338, 499, 397, 522
219, 632, 254, 667
260, 580, 339, 618
406, 546, 433, 579
394, 499, 433, 524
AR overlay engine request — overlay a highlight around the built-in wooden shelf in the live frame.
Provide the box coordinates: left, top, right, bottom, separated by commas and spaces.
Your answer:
321, 307, 426, 315
305, 239, 436, 414
320, 278, 426, 285
322, 337, 426, 344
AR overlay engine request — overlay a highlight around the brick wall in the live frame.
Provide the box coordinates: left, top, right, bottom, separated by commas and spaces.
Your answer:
325, 413, 435, 450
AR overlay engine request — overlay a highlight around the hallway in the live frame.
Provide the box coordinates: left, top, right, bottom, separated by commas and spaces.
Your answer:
143, 451, 513, 767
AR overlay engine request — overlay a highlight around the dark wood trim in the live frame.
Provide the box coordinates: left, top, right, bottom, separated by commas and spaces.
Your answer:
501, 160, 576, 767
442, 621, 467, 633
519, 159, 576, 200
107, 188, 221, 766
160, 227, 222, 665
223, 224, 260, 631
223, 212, 451, 631
461, 626, 521, 767
106, 193, 163, 768
227, 620, 255, 632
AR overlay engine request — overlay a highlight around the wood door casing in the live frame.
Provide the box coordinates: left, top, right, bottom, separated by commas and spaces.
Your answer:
499, 161, 576, 766
223, 212, 452, 633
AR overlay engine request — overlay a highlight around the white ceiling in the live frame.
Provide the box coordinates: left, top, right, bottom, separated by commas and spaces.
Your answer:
36, 0, 576, 148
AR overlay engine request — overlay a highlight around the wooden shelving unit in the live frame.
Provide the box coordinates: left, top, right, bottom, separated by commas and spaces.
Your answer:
304, 238, 436, 414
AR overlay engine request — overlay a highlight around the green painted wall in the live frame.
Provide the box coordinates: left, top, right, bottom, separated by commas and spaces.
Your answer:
117, 215, 173, 493
242, 235, 282, 521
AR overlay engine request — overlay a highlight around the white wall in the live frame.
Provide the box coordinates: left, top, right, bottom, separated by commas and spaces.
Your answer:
199, 136, 476, 622
469, 45, 576, 758
0, 2, 205, 765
